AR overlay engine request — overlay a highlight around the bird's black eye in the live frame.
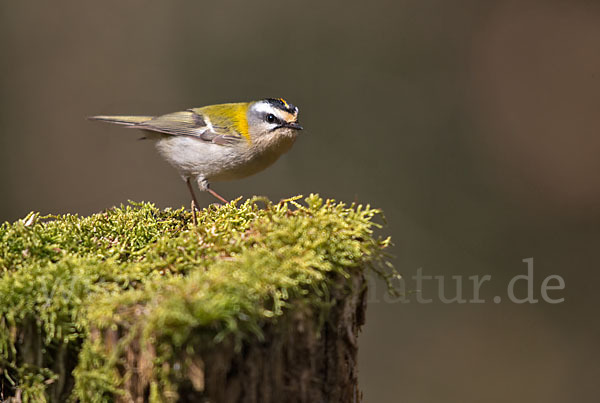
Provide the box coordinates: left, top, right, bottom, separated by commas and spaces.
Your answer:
266, 114, 276, 123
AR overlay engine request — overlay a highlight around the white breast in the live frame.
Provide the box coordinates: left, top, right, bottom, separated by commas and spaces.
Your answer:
155, 136, 239, 180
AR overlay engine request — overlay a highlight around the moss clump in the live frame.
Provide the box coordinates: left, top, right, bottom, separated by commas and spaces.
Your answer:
0, 195, 391, 402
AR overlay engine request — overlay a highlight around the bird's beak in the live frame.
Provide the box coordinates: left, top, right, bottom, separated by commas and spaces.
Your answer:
284, 122, 303, 130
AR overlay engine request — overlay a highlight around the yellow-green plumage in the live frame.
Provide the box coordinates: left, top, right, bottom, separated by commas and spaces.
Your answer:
90, 102, 252, 141
193, 102, 251, 141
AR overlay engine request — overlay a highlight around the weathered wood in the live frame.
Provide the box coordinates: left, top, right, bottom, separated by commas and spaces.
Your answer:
108, 272, 367, 403
0, 198, 388, 402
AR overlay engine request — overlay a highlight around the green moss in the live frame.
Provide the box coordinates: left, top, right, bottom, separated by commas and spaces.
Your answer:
0, 195, 393, 401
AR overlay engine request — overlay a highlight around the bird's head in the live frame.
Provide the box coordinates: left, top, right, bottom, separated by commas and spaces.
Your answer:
246, 98, 303, 142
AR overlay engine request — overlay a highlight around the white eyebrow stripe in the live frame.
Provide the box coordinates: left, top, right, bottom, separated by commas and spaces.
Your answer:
255, 102, 281, 116
252, 102, 278, 115
252, 102, 293, 121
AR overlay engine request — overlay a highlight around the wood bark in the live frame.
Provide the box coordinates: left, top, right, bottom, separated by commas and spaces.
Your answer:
121, 271, 368, 403
2, 272, 367, 403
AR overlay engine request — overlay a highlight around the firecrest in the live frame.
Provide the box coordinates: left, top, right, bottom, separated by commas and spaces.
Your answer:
90, 98, 302, 206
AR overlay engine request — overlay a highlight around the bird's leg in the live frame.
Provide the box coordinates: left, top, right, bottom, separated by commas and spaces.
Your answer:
186, 178, 200, 225
207, 187, 229, 204
197, 177, 229, 205
190, 200, 197, 226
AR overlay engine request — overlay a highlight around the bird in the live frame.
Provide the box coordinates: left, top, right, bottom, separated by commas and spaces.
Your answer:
90, 98, 302, 208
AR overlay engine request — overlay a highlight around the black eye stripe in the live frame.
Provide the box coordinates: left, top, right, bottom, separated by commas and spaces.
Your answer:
266, 113, 278, 124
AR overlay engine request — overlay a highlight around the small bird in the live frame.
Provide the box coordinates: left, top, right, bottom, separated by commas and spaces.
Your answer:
90, 98, 302, 207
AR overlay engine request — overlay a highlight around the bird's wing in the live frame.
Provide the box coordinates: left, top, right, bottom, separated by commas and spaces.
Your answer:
129, 110, 243, 145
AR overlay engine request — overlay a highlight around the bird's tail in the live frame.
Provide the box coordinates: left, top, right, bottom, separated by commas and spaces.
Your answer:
88, 115, 155, 126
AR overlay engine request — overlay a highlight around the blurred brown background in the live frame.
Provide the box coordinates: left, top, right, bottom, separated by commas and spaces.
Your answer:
1, 1, 599, 402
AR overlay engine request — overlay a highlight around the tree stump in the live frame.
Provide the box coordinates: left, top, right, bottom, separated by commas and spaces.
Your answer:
99, 271, 367, 403
0, 196, 389, 402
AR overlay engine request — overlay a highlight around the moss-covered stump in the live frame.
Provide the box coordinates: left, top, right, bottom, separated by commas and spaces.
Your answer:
0, 195, 391, 402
